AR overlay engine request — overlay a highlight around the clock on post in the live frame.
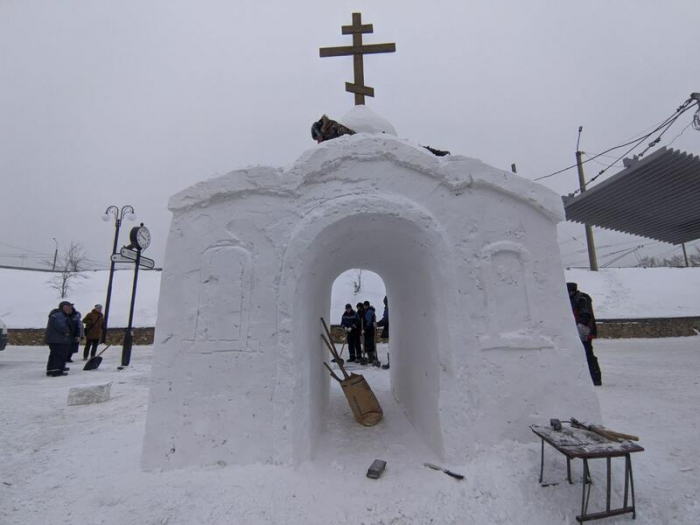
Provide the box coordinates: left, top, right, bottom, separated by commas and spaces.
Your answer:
129, 223, 151, 251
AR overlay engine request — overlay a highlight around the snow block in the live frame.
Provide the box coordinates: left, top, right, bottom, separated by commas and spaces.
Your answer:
67, 383, 112, 406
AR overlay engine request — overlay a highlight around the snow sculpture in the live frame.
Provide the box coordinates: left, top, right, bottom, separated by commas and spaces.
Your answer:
142, 106, 601, 470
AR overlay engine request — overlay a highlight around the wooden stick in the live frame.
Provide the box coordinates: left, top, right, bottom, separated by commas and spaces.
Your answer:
600, 428, 640, 442
323, 362, 342, 383
320, 317, 334, 345
321, 334, 350, 379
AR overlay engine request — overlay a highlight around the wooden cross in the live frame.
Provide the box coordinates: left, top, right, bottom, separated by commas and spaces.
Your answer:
319, 12, 396, 105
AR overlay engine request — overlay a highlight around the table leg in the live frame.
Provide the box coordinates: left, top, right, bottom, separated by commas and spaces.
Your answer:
539, 438, 544, 484
606, 457, 612, 512
623, 454, 630, 508
567, 457, 573, 484
578, 459, 592, 523
628, 454, 636, 519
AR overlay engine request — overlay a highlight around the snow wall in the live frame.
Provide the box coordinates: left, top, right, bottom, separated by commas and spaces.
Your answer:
142, 110, 601, 470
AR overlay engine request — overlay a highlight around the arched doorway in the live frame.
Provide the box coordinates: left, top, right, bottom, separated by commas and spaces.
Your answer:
276, 195, 456, 463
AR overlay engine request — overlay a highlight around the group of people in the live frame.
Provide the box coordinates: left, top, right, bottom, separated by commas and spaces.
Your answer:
44, 301, 104, 376
340, 296, 388, 366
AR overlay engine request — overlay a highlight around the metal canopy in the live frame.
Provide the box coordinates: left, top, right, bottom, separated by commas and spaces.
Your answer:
563, 147, 700, 245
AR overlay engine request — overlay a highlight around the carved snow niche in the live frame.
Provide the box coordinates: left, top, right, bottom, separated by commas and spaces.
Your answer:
142, 106, 601, 471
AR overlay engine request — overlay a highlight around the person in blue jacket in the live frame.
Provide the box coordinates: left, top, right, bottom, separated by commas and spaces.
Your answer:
362, 300, 378, 365
340, 303, 361, 362
44, 301, 73, 376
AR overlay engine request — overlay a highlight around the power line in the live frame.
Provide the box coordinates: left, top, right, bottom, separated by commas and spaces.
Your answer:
0, 240, 51, 256
534, 96, 698, 183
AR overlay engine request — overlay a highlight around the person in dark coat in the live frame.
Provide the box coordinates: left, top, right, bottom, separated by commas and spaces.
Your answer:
567, 282, 602, 386
82, 304, 104, 360
376, 296, 389, 339
44, 301, 73, 376
66, 304, 83, 363
362, 300, 378, 364
340, 304, 361, 362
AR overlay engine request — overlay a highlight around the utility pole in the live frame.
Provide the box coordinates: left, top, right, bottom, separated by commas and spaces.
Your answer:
575, 126, 598, 271
51, 238, 58, 271
682, 243, 689, 267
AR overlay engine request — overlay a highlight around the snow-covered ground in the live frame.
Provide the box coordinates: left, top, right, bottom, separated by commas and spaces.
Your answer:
2, 267, 700, 329
1, 338, 697, 524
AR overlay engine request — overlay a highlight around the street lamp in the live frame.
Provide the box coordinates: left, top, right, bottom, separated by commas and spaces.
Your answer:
101, 205, 136, 344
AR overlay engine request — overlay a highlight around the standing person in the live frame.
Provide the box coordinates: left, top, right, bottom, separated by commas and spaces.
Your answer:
567, 282, 602, 386
65, 304, 83, 363
340, 303, 361, 362
363, 300, 378, 365
44, 301, 73, 376
82, 304, 104, 360
377, 296, 389, 339
356, 302, 366, 361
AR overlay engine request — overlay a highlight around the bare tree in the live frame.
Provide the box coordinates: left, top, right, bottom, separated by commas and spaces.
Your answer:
638, 247, 700, 268
48, 242, 88, 298
348, 269, 363, 295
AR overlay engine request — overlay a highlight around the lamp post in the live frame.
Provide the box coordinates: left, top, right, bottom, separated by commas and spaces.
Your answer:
101, 205, 136, 344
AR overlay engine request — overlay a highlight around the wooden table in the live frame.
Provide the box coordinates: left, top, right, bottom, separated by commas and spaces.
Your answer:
530, 424, 644, 523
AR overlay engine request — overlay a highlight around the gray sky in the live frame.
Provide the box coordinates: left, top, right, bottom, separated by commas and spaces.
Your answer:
1, 0, 699, 270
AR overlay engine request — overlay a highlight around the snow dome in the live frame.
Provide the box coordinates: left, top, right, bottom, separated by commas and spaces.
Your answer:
142, 110, 601, 470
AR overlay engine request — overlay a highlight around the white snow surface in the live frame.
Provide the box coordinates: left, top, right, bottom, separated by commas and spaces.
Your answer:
2, 267, 700, 329
339, 104, 398, 136
1, 338, 698, 524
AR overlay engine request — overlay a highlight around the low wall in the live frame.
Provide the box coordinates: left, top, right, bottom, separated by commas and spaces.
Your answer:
8, 317, 699, 346
596, 317, 700, 338
8, 328, 155, 346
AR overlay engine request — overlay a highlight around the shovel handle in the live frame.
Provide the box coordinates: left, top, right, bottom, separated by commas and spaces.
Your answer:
323, 362, 342, 383
444, 470, 464, 480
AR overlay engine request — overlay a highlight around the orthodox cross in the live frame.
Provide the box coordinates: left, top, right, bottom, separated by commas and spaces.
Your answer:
319, 12, 396, 105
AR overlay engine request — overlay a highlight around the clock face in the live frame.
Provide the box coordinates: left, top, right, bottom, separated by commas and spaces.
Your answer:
136, 226, 151, 250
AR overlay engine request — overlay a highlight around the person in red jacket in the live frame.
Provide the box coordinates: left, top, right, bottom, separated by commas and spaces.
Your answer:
567, 282, 602, 386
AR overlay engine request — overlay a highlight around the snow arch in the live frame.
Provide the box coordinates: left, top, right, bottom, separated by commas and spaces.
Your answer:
275, 194, 455, 461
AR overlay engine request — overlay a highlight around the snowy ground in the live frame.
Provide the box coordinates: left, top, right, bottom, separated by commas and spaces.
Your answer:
1, 339, 698, 524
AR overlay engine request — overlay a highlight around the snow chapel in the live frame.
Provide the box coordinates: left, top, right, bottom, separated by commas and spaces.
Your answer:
142, 14, 600, 470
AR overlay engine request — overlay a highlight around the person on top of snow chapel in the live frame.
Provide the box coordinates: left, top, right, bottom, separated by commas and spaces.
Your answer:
567, 282, 602, 386
44, 301, 73, 376
82, 304, 104, 360
340, 303, 361, 362
362, 300, 378, 365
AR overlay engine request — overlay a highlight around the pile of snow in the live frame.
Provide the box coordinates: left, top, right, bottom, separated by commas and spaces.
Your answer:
0, 338, 697, 524
339, 105, 398, 136
2, 266, 700, 329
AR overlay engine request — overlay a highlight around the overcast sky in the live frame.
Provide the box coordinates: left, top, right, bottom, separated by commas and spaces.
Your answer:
1, 0, 699, 271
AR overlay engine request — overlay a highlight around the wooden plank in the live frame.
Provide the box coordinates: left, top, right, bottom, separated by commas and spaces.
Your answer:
319, 43, 396, 58
345, 82, 375, 97
342, 24, 373, 34
320, 45, 355, 58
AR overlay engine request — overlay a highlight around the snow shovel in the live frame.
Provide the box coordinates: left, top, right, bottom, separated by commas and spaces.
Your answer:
83, 345, 112, 371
